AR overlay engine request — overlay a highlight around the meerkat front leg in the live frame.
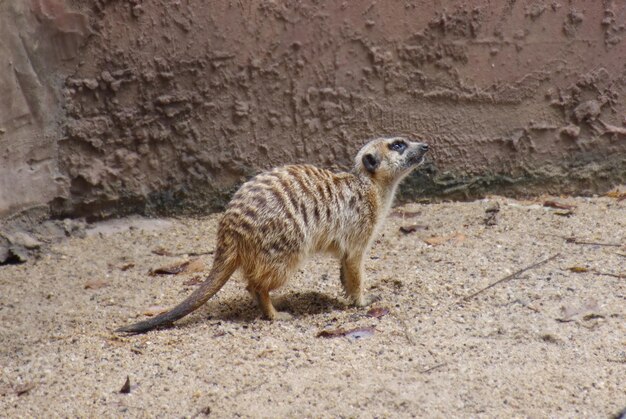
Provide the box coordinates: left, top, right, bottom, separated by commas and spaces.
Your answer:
340, 252, 378, 307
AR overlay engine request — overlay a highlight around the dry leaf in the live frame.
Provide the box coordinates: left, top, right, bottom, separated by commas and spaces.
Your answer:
399, 224, 427, 234
543, 200, 576, 210
541, 334, 560, 343
152, 247, 173, 256
606, 189, 626, 201
567, 266, 589, 273
345, 327, 375, 339
582, 313, 605, 321
554, 210, 575, 217
149, 258, 204, 276
423, 236, 447, 246
366, 307, 390, 318
119, 263, 135, 271
149, 260, 190, 275
423, 232, 465, 246
452, 232, 466, 243
120, 376, 131, 394
142, 306, 168, 317
317, 326, 376, 339
317, 328, 347, 338
84, 279, 109, 290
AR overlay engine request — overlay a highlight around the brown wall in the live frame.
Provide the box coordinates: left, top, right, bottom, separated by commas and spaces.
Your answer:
2, 1, 626, 219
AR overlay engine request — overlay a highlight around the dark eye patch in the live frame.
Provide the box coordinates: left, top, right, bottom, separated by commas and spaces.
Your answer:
388, 140, 407, 154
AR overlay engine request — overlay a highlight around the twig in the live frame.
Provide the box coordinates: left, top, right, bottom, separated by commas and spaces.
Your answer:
393, 313, 417, 346
460, 254, 560, 302
567, 240, 622, 247
420, 363, 447, 374
544, 234, 623, 247
592, 271, 625, 279
151, 249, 214, 257
186, 251, 215, 256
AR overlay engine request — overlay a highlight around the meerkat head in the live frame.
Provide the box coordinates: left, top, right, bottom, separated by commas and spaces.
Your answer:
354, 136, 429, 184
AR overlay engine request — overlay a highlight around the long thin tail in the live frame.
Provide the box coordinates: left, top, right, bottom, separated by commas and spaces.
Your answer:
115, 249, 237, 334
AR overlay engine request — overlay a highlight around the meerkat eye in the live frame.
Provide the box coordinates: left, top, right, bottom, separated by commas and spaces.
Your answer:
388, 140, 407, 154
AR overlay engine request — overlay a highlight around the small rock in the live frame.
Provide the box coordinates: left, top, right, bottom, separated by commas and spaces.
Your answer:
81, 78, 99, 90
101, 70, 114, 83
560, 124, 580, 138
8, 246, 29, 263
573, 100, 601, 122
63, 219, 86, 238
568, 10, 584, 24
234, 101, 250, 117
0, 236, 10, 262
483, 202, 500, 226
132, 5, 144, 18
8, 231, 42, 250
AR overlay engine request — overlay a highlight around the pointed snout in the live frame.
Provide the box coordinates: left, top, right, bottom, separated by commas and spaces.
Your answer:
412, 141, 429, 156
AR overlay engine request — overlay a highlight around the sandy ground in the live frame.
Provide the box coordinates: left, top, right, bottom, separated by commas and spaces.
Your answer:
1, 196, 625, 418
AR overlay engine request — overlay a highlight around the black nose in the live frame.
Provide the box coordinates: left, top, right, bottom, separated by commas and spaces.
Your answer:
420, 144, 429, 152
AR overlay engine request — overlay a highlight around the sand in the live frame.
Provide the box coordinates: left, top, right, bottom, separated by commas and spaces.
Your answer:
1, 196, 625, 417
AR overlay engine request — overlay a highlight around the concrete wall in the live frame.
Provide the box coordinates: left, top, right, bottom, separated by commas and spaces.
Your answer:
2, 0, 625, 219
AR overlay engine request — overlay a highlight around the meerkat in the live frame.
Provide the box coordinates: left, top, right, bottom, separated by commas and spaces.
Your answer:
116, 137, 429, 333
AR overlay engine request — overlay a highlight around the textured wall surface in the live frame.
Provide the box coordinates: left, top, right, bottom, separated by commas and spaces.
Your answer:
0, 0, 89, 217
1, 1, 625, 219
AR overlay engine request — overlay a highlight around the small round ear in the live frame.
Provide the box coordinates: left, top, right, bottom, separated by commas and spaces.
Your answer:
362, 153, 380, 173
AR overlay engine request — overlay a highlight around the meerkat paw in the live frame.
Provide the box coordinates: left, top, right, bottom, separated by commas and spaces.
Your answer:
353, 293, 380, 307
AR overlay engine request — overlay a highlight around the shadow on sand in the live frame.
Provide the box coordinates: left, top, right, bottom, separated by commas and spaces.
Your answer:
168, 291, 347, 330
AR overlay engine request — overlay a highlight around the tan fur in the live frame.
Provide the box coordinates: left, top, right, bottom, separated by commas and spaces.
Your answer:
116, 137, 429, 333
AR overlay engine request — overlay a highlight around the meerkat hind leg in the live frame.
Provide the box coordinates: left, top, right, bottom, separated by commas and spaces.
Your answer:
245, 267, 293, 320
253, 289, 292, 320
